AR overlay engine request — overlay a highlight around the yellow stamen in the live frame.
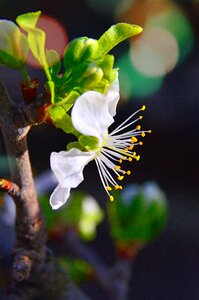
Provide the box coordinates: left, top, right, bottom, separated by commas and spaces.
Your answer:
118, 176, 124, 181
128, 157, 133, 162
131, 136, 137, 143
139, 141, 143, 145
110, 195, 114, 202
126, 171, 131, 175
114, 165, 121, 171
136, 125, 141, 130
139, 116, 143, 120
106, 186, 112, 191
141, 132, 145, 137
118, 159, 122, 164
141, 105, 146, 111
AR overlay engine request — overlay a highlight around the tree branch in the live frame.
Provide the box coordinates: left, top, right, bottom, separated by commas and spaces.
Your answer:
0, 78, 47, 282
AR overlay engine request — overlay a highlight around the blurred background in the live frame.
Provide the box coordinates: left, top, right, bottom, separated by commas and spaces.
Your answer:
0, 0, 199, 299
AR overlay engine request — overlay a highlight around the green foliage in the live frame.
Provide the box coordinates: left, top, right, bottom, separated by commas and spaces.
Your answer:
58, 257, 92, 284
107, 181, 168, 246
0, 20, 29, 69
2, 11, 143, 136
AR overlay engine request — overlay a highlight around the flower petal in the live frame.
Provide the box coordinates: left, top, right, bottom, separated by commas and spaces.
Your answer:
71, 91, 114, 142
50, 184, 70, 209
50, 149, 94, 188
106, 74, 120, 117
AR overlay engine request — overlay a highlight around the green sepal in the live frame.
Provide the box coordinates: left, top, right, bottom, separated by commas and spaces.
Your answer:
0, 20, 29, 69
95, 23, 143, 58
98, 54, 115, 81
67, 141, 84, 151
48, 105, 76, 134
55, 90, 80, 107
79, 135, 99, 151
80, 67, 103, 89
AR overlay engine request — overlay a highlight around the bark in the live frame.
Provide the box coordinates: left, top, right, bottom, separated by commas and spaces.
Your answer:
0, 79, 47, 282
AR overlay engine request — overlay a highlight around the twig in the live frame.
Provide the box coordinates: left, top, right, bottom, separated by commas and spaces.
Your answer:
63, 231, 132, 300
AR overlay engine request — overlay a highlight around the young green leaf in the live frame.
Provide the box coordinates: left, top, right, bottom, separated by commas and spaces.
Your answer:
96, 23, 143, 58
16, 11, 51, 79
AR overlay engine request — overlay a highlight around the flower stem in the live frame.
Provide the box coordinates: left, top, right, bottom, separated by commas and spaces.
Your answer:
21, 66, 30, 86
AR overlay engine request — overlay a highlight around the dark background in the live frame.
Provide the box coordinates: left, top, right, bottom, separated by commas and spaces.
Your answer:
0, 0, 199, 299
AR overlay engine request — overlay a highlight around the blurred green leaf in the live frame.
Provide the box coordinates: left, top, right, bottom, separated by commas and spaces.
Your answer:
107, 181, 168, 246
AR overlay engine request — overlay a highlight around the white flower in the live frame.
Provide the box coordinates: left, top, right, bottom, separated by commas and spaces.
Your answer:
50, 78, 150, 209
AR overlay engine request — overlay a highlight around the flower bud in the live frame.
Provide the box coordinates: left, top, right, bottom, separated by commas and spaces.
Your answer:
107, 181, 168, 252
64, 37, 98, 68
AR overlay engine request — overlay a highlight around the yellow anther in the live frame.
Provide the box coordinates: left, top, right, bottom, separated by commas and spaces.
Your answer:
136, 125, 141, 130
114, 165, 121, 171
115, 185, 123, 190
141, 132, 146, 137
122, 171, 126, 175
139, 115, 143, 120
126, 171, 131, 175
148, 130, 152, 133
122, 156, 127, 160
131, 136, 137, 143
141, 105, 146, 111
139, 141, 143, 145
106, 186, 112, 191
129, 145, 134, 150
114, 185, 120, 190
110, 195, 114, 202
118, 159, 122, 164
128, 157, 133, 162
118, 175, 124, 181
133, 152, 137, 156
136, 155, 140, 161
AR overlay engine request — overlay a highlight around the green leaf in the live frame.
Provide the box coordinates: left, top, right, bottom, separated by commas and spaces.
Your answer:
96, 23, 143, 58
16, 11, 42, 28
79, 135, 99, 151
16, 11, 51, 79
0, 20, 29, 69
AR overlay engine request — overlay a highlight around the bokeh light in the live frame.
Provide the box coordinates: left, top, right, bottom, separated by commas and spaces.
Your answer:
146, 8, 194, 63
26, 15, 68, 68
116, 51, 163, 99
130, 27, 179, 77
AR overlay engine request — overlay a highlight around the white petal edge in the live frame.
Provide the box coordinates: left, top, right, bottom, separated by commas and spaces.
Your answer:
71, 91, 114, 142
50, 184, 70, 210
106, 74, 120, 117
50, 149, 94, 188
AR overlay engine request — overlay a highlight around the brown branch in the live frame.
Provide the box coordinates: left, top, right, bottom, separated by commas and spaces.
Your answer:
0, 178, 20, 198
0, 78, 47, 282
